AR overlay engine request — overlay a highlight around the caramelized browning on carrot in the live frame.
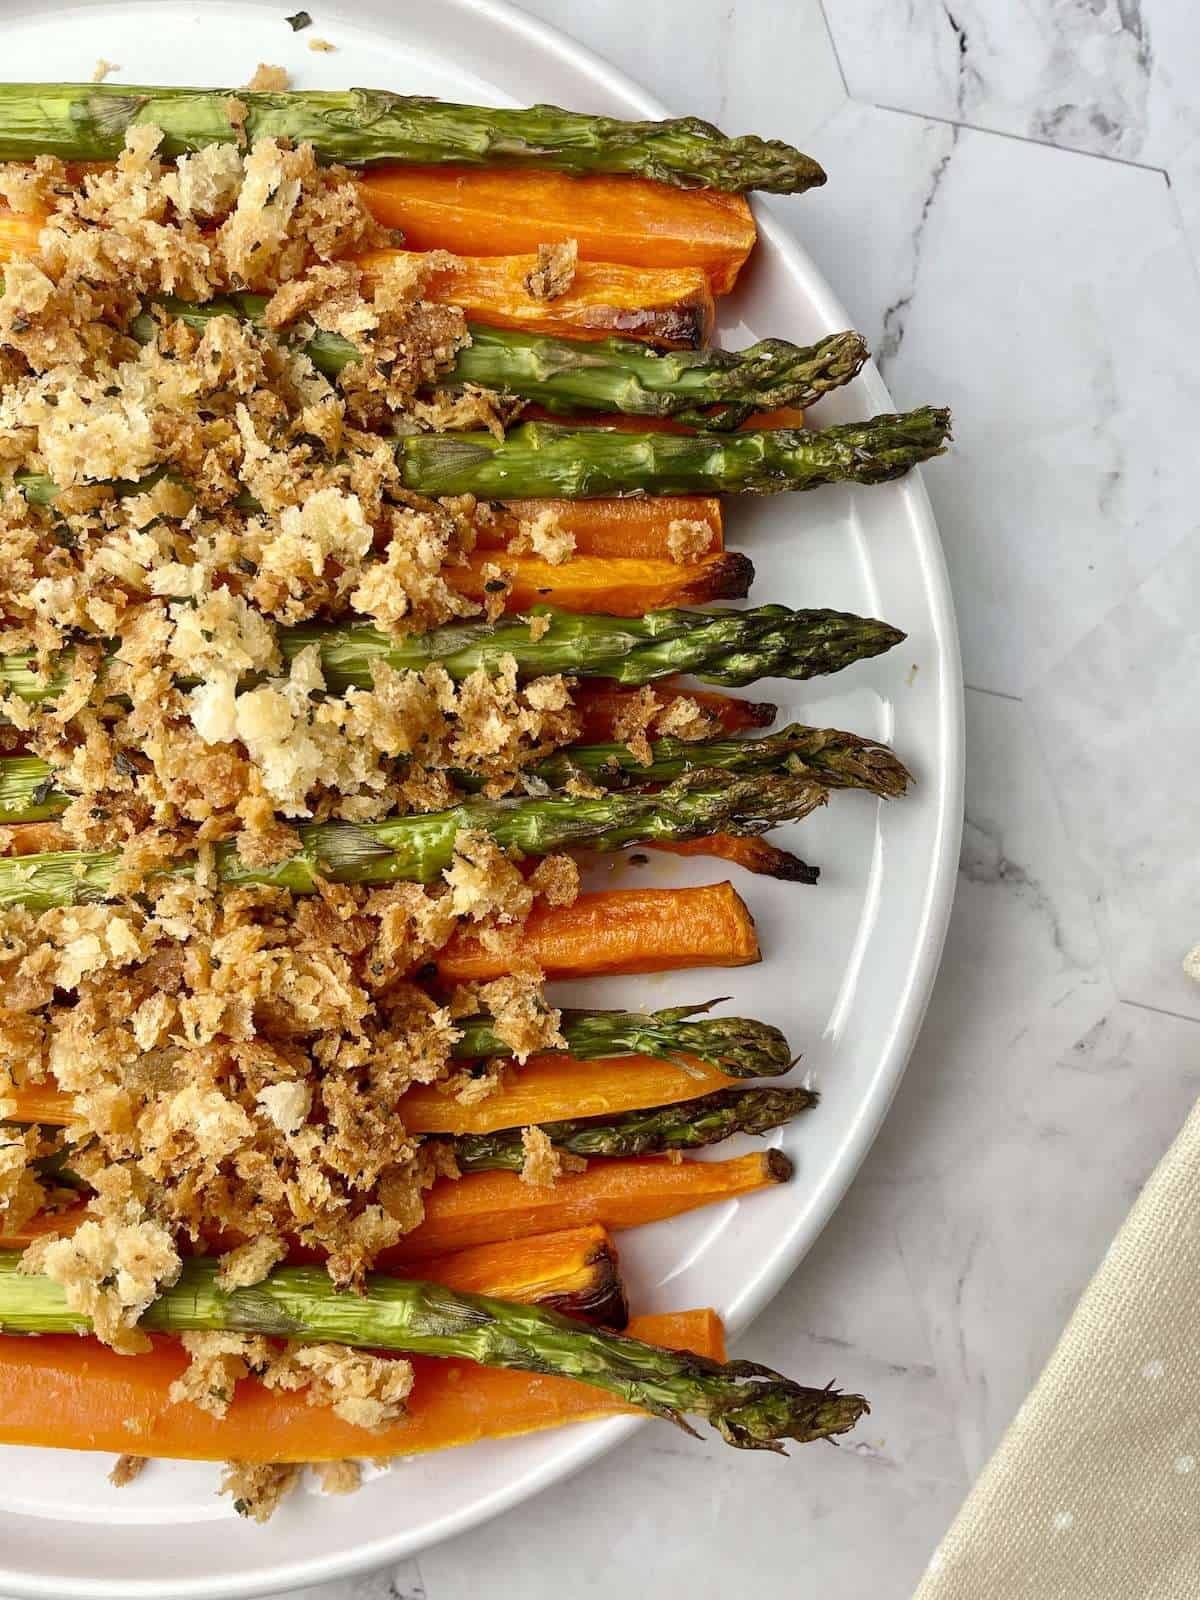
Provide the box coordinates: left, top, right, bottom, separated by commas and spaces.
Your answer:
436, 881, 760, 981
397, 1054, 736, 1135
395, 1151, 791, 1258
486, 497, 723, 560
455, 549, 752, 614
652, 833, 820, 882
573, 680, 776, 741
414, 1225, 628, 1327
0, 1312, 723, 1462
359, 247, 714, 347
356, 167, 756, 293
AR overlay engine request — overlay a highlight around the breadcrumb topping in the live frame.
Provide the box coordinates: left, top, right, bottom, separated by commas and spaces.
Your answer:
665, 517, 717, 564
524, 240, 578, 301
0, 126, 592, 1488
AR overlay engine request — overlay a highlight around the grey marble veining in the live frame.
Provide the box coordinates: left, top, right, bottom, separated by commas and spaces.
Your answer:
50, 4, 1192, 1598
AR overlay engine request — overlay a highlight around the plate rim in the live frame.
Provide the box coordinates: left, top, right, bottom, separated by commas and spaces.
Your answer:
0, 0, 964, 1592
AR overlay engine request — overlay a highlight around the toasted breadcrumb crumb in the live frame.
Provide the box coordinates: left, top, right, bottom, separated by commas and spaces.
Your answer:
19, 1216, 181, 1352
653, 695, 720, 742
92, 60, 120, 83
520, 1125, 561, 1187
524, 239, 578, 301
315, 1459, 362, 1495
610, 685, 659, 765
108, 1454, 145, 1487
665, 517, 716, 564
221, 1461, 303, 1522
244, 64, 291, 91
507, 508, 575, 566
308, 36, 337, 51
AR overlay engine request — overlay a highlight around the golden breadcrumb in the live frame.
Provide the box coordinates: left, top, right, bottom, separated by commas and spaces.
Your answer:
19, 1215, 181, 1352
507, 507, 575, 566
665, 517, 717, 564
244, 64, 291, 92
524, 239, 578, 301
108, 1454, 145, 1487
653, 694, 721, 742
220, 1461, 303, 1522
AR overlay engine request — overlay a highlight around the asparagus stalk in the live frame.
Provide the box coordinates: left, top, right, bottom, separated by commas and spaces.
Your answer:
0, 769, 828, 911
0, 1253, 865, 1448
451, 1086, 817, 1172
0, 607, 906, 714
395, 412, 952, 498
133, 300, 868, 426
0, 726, 910, 825
0, 84, 826, 195
15, 409, 949, 507
454, 1001, 794, 1078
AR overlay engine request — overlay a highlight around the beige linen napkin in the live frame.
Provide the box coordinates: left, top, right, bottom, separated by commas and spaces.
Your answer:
915, 1095, 1200, 1600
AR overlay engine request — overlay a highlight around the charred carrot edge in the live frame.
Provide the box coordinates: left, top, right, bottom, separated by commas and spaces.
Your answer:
414, 1224, 629, 1328
0, 1309, 722, 1462
573, 681, 776, 741
358, 246, 714, 347
397, 1054, 736, 1136
391, 1150, 792, 1258
356, 167, 756, 293
487, 498, 723, 560
456, 549, 753, 615
653, 834, 821, 883
437, 881, 760, 981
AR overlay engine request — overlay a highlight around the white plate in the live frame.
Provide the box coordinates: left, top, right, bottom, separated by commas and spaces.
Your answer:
0, 1, 964, 1593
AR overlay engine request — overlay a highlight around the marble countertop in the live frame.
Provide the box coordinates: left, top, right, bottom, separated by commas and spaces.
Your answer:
29, 4, 1200, 1597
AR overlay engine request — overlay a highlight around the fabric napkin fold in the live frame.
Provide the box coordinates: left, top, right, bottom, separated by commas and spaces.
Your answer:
915, 1094, 1200, 1600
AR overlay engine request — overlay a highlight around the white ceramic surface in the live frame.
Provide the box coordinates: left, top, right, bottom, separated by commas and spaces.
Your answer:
0, 1, 962, 1596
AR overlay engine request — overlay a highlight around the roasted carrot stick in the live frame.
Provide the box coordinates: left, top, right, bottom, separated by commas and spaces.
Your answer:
654, 834, 820, 882
437, 881, 760, 981
0, 214, 714, 351
359, 247, 714, 347
0, 1051, 733, 1134
0, 1310, 723, 1462
413, 1225, 628, 1327
397, 1054, 735, 1136
487, 497, 723, 560
573, 680, 776, 741
456, 549, 752, 614
390, 1151, 791, 1258
356, 167, 757, 293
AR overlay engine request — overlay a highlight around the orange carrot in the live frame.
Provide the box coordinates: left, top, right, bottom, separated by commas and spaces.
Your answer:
487, 497, 723, 560
573, 679, 776, 741
455, 548, 751, 614
392, 1151, 791, 1258
437, 881, 760, 981
0, 1049, 733, 1135
356, 167, 756, 293
359, 246, 713, 346
653, 833, 818, 881
0, 1310, 723, 1461
413, 1224, 627, 1326
396, 1053, 735, 1136
0, 215, 714, 350
3, 1151, 789, 1263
